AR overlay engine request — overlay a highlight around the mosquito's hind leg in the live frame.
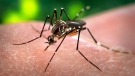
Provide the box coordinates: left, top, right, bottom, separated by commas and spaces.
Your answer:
73, 6, 90, 20
86, 28, 110, 49
86, 28, 131, 54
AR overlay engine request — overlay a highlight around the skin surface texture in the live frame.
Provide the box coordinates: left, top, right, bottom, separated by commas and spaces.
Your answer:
0, 3, 135, 76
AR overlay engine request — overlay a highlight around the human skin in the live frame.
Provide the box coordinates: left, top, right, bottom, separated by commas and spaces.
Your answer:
0, 3, 135, 76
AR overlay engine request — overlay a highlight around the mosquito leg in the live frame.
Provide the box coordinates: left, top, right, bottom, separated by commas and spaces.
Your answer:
60, 8, 70, 20
86, 28, 110, 50
86, 28, 132, 55
76, 29, 102, 71
13, 15, 51, 45
30, 9, 57, 33
44, 33, 67, 72
47, 9, 58, 30
31, 25, 47, 39
73, 6, 90, 20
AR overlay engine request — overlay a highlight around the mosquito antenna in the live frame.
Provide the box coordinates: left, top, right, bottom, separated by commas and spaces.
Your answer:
73, 6, 90, 20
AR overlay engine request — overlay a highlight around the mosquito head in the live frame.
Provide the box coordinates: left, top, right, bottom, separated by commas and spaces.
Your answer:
45, 35, 56, 45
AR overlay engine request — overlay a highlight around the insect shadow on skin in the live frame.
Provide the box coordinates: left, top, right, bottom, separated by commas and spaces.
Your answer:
13, 6, 131, 73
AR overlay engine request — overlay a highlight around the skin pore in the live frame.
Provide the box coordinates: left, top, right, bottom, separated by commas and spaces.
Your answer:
0, 3, 135, 76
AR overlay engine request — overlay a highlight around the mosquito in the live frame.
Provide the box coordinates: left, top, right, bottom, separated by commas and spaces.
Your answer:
13, 6, 130, 72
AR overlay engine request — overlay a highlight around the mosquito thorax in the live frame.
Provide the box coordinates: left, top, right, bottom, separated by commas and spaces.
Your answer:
51, 20, 67, 37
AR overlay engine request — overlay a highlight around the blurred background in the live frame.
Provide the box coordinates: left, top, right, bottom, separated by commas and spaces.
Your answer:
0, 0, 134, 24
